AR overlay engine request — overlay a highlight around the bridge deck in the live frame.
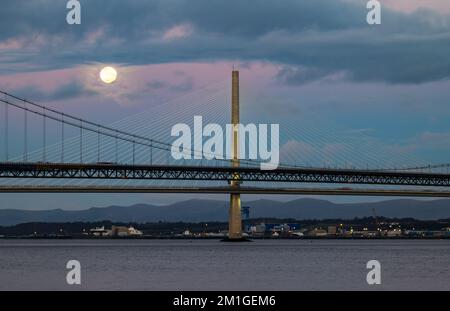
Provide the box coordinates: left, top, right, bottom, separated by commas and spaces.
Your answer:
1, 162, 450, 187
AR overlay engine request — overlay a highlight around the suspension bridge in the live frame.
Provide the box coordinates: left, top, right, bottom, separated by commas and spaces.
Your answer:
1, 71, 450, 240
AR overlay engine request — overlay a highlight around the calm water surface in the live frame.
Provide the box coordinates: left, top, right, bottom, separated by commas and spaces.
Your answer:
0, 239, 449, 290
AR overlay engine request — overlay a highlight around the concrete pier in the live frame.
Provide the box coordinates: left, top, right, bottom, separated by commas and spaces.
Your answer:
228, 70, 243, 240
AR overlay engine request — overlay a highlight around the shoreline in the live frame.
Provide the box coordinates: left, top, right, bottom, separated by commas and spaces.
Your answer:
1, 236, 449, 240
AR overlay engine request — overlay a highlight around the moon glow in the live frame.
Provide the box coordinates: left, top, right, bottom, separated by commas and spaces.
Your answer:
100, 66, 117, 84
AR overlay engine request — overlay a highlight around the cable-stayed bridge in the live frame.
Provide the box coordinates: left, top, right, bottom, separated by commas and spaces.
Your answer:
1, 71, 450, 239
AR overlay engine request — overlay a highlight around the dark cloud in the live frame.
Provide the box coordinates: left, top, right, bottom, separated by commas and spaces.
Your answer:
0, 0, 364, 41
145, 77, 194, 93
1, 0, 450, 84
146, 80, 169, 90
169, 76, 193, 92
12, 81, 96, 101
275, 66, 336, 85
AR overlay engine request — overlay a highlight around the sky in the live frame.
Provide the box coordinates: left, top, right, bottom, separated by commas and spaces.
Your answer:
1, 0, 450, 210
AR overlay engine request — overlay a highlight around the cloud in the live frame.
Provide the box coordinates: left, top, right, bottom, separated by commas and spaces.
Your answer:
146, 80, 169, 90
169, 76, 194, 92
162, 24, 193, 41
10, 80, 97, 102
275, 66, 348, 85
377, 0, 450, 14
0, 0, 450, 84
280, 140, 315, 157
416, 131, 450, 148
145, 76, 194, 93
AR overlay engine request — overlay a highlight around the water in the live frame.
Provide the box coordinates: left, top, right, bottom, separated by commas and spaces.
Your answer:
0, 239, 449, 291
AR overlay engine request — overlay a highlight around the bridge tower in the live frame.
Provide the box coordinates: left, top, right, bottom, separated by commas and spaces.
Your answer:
228, 70, 243, 240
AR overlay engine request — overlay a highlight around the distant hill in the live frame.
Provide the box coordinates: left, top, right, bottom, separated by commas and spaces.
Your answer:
0, 198, 449, 226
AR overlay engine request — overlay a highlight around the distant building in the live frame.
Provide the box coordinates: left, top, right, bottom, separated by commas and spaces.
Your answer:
271, 224, 291, 234
110, 226, 143, 237
386, 229, 402, 237
291, 231, 304, 237
128, 226, 143, 236
90, 226, 110, 237
250, 223, 266, 236
111, 226, 129, 236
327, 226, 337, 235
308, 228, 327, 237
205, 232, 226, 238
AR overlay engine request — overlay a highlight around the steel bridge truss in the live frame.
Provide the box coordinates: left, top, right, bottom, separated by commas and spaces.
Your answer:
1, 162, 450, 187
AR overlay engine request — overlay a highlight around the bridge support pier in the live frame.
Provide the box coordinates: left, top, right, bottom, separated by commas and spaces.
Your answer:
228, 192, 242, 239
225, 69, 245, 241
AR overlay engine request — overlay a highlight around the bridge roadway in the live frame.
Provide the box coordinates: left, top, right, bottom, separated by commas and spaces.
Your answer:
1, 185, 450, 197
1, 162, 450, 187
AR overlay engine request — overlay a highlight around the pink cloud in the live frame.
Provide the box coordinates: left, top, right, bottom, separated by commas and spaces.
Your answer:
343, 0, 450, 14
84, 27, 107, 45
162, 24, 193, 41
0, 61, 280, 108
0, 38, 24, 50
280, 140, 315, 156
382, 0, 450, 14
417, 131, 450, 146
0, 68, 80, 92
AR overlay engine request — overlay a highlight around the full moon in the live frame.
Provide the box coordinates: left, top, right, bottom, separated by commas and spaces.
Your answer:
100, 66, 117, 84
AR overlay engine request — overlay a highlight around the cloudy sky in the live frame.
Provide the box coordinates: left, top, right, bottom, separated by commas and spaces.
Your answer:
1, 0, 450, 210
